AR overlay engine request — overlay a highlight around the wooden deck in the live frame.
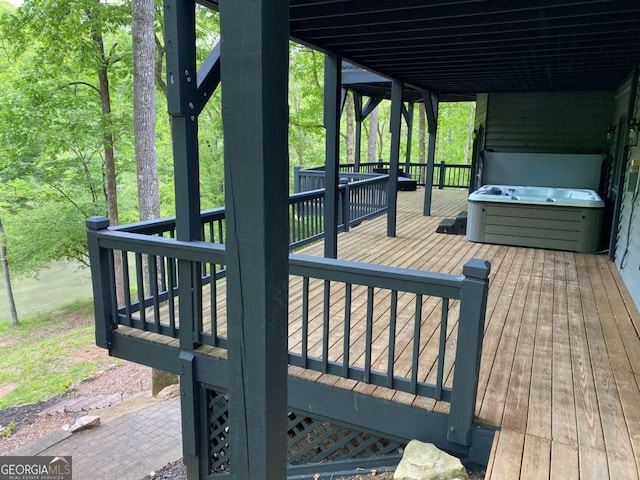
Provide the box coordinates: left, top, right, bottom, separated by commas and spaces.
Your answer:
119, 187, 640, 477
297, 188, 640, 479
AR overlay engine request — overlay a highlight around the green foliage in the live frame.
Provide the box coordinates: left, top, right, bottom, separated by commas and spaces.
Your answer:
0, 2, 476, 283
436, 102, 476, 164
0, 300, 111, 408
289, 45, 325, 170
0, 421, 15, 437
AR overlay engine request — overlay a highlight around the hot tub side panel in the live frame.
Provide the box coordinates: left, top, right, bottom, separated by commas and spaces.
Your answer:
466, 201, 603, 253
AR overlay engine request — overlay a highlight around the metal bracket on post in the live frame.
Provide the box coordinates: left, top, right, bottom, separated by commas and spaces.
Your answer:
86, 216, 115, 350
447, 258, 491, 446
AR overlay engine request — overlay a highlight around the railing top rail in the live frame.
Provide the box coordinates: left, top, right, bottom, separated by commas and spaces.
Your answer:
96, 229, 226, 264
288, 188, 326, 202
290, 253, 464, 299
301, 162, 472, 170
111, 207, 226, 234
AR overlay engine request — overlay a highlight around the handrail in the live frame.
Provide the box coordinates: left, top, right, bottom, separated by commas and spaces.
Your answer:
303, 162, 472, 189
87, 215, 490, 446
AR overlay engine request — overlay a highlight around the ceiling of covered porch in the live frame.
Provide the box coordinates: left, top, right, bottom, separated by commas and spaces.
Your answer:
201, 0, 640, 95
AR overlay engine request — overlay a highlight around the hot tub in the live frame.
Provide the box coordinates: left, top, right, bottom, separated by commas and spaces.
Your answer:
466, 185, 604, 252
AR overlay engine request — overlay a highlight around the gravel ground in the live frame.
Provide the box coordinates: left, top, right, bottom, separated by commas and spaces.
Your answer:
143, 458, 485, 479
1, 362, 485, 480
0, 361, 151, 455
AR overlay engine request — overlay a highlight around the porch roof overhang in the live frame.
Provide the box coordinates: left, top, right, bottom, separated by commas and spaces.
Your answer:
199, 0, 640, 95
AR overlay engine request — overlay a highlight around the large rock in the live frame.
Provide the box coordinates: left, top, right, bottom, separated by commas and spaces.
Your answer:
62, 415, 101, 433
156, 383, 180, 400
394, 440, 469, 480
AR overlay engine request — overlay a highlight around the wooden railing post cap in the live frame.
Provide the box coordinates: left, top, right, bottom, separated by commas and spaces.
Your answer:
463, 258, 491, 279
87, 216, 110, 230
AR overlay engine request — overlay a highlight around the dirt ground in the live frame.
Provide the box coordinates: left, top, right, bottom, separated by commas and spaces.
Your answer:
0, 361, 151, 456
1, 361, 485, 479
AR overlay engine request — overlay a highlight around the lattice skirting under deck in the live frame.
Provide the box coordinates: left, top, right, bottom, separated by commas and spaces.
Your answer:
206, 387, 405, 475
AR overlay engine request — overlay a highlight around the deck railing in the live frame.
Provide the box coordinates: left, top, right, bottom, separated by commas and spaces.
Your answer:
289, 175, 388, 249
87, 216, 490, 446
328, 161, 471, 189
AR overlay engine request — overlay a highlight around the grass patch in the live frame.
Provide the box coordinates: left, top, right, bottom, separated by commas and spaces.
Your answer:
0, 299, 114, 408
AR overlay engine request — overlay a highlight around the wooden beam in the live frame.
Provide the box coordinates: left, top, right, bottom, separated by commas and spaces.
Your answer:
164, 1, 202, 476
423, 91, 439, 216
387, 79, 403, 237
405, 102, 415, 170
361, 96, 383, 120
219, 1, 290, 478
324, 53, 341, 258
194, 42, 221, 116
354, 92, 363, 171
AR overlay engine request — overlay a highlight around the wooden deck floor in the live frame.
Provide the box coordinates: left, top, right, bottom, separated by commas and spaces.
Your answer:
297, 188, 640, 479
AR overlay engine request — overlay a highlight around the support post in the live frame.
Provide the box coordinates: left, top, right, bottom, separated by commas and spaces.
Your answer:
448, 259, 491, 446
339, 178, 350, 232
423, 91, 439, 216
354, 93, 363, 172
469, 126, 482, 194
439, 160, 446, 189
324, 53, 342, 258
164, 0, 201, 475
220, 1, 289, 479
405, 102, 414, 174
293, 165, 301, 193
387, 79, 403, 237
86, 216, 115, 350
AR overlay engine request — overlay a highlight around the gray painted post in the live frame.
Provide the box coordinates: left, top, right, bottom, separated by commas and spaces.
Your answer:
469, 127, 481, 194
164, 0, 202, 476
439, 161, 447, 189
447, 259, 491, 446
423, 91, 439, 216
294, 165, 301, 194
387, 79, 403, 237
354, 93, 363, 172
405, 102, 414, 173
324, 53, 342, 258
86, 216, 115, 350
220, 1, 289, 479
339, 178, 350, 232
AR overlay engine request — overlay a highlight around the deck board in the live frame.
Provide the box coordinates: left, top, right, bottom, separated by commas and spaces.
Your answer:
326, 189, 640, 479
128, 188, 640, 479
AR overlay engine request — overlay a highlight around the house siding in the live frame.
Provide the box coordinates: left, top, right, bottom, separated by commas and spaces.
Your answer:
484, 91, 614, 153
615, 76, 640, 311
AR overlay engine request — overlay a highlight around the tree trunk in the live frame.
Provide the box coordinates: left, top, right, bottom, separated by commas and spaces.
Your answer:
0, 218, 19, 327
368, 106, 378, 162
418, 103, 426, 183
91, 23, 119, 228
89, 6, 124, 303
154, 33, 167, 98
133, 0, 177, 394
133, 0, 160, 222
345, 91, 354, 164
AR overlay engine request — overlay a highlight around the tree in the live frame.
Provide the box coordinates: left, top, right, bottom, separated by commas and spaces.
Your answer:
132, 0, 177, 395
1, 0, 135, 301
0, 217, 18, 326
289, 45, 325, 172
132, 0, 160, 222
